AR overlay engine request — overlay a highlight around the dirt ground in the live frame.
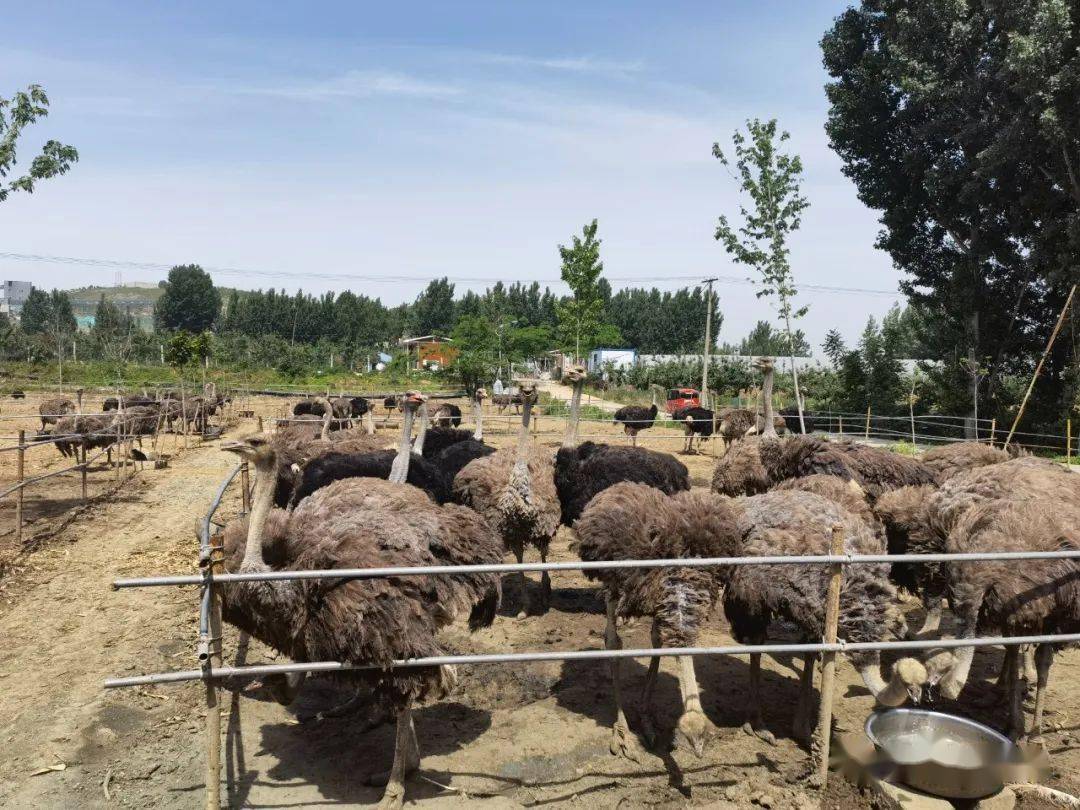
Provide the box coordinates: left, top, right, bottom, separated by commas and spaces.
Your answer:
0, 393, 1077, 809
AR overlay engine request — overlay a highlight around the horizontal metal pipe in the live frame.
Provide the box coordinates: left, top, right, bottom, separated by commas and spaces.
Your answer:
103, 631, 1080, 689
112, 548, 1080, 589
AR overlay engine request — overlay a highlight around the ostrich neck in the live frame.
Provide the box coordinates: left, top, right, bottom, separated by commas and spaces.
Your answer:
562, 379, 584, 448
858, 655, 909, 707
413, 402, 429, 456
389, 406, 415, 484
761, 365, 777, 438
315, 397, 333, 440
472, 397, 484, 440
515, 399, 533, 463
678, 655, 703, 716
242, 458, 277, 570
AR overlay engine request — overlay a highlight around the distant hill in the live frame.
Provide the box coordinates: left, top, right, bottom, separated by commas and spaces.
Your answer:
65, 284, 238, 329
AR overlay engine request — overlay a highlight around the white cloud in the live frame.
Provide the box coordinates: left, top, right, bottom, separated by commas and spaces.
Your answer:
242, 69, 463, 102
470, 52, 644, 76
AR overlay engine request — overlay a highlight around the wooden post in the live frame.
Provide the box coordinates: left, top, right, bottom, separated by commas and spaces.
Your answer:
1068, 419, 1073, 465
240, 462, 251, 513
1005, 284, 1076, 448
80, 444, 88, 501
204, 535, 224, 809
990, 418, 997, 446
815, 524, 845, 784
838, 415, 844, 437
864, 406, 871, 441
257, 415, 264, 433
14, 430, 25, 544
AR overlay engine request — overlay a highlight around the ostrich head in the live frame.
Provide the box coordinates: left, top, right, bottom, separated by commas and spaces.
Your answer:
516, 380, 538, 405
221, 434, 276, 471
473, 387, 488, 402
561, 364, 586, 384
752, 357, 774, 373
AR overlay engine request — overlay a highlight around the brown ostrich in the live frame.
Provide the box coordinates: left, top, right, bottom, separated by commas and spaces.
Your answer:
772, 474, 877, 533
217, 414, 502, 808
919, 441, 1011, 483
573, 481, 743, 759
51, 413, 118, 463
612, 386, 660, 446
935, 496, 1080, 740
453, 380, 560, 618
724, 490, 929, 743
39, 394, 78, 431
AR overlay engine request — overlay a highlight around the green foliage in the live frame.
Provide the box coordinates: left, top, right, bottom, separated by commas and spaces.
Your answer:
0, 84, 79, 202
822, 0, 1080, 428
714, 118, 810, 338
450, 315, 498, 394
154, 265, 221, 332
606, 286, 719, 354
163, 331, 197, 369
557, 219, 613, 358
19, 288, 52, 334
406, 277, 456, 337
723, 320, 810, 356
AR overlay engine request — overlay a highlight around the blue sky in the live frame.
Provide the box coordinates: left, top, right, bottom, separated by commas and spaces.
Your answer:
0, 1, 904, 348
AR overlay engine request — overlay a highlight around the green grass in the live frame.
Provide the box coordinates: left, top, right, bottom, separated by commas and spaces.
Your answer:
539, 394, 610, 422
891, 441, 920, 456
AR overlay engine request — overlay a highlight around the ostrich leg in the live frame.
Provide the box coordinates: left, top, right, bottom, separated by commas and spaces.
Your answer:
745, 653, 776, 745
606, 596, 647, 762
539, 546, 552, 611
1031, 644, 1054, 740
375, 704, 420, 810
637, 620, 662, 746
792, 652, 818, 744
1007, 663, 1027, 741
514, 546, 529, 620
912, 597, 944, 638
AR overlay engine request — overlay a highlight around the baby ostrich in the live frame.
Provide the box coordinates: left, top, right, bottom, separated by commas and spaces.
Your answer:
555, 365, 690, 525
574, 482, 743, 760
936, 496, 1080, 740
218, 403, 502, 809
453, 380, 560, 618
724, 490, 929, 744
613, 386, 659, 446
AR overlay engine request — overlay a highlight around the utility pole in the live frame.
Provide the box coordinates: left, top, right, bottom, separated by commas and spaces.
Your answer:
700, 278, 718, 409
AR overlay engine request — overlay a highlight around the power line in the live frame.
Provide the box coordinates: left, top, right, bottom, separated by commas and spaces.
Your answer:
0, 250, 903, 298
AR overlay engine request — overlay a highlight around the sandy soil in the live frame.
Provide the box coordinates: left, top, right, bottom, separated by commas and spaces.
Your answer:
0, 396, 1076, 809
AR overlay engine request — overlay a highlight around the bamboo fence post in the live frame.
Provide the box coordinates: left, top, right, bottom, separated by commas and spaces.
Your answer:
864, 406, 871, 441
240, 462, 251, 513
838, 415, 844, 436
1005, 284, 1076, 449
1068, 419, 1073, 465
815, 524, 846, 784
80, 445, 88, 501
990, 418, 997, 446
257, 415, 264, 433
15, 430, 25, 544
204, 537, 224, 809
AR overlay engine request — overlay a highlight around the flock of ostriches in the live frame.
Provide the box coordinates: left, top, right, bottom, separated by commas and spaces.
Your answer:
194, 362, 1078, 808
36, 389, 230, 463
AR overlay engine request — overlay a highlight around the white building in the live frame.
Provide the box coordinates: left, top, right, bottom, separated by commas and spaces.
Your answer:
587, 348, 637, 373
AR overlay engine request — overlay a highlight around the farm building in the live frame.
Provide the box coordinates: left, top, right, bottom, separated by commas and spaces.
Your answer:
399, 334, 458, 370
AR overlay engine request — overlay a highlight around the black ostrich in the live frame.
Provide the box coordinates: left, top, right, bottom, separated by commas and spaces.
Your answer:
673, 405, 714, 454
291, 395, 449, 507
612, 386, 660, 446
555, 367, 691, 526
432, 402, 462, 428
428, 389, 493, 483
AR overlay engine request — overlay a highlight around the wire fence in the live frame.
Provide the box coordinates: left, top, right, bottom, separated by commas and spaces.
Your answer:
103, 458, 1080, 804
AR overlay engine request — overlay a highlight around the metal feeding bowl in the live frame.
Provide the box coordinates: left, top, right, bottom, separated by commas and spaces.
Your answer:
865, 709, 1025, 800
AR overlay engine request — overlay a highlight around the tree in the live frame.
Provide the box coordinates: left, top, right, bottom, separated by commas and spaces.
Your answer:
822, 1, 1080, 430
557, 219, 609, 359
407, 278, 456, 337
42, 290, 77, 388
822, 329, 847, 368
0, 84, 79, 203
737, 320, 810, 356
19, 287, 51, 334
450, 315, 498, 394
714, 118, 811, 431
154, 265, 221, 332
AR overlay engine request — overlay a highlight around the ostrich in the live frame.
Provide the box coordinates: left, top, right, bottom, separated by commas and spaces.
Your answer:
724, 490, 929, 743
573, 481, 743, 759
293, 398, 331, 418
290, 394, 449, 507
827, 439, 936, 498
453, 380, 560, 617
779, 406, 815, 434
217, 407, 503, 809
432, 402, 462, 428
383, 395, 400, 423
673, 405, 714, 454
772, 474, 877, 534
52, 413, 118, 463
11, 390, 25, 399
428, 389, 493, 484
716, 407, 757, 447
935, 496, 1080, 740
39, 396, 76, 431
919, 441, 1011, 483
555, 365, 689, 525
612, 386, 659, 446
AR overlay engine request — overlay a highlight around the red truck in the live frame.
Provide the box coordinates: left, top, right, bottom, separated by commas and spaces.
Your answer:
665, 388, 701, 415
